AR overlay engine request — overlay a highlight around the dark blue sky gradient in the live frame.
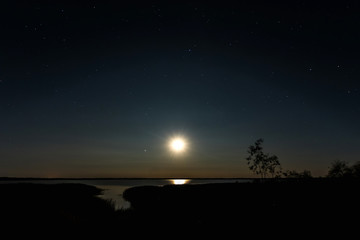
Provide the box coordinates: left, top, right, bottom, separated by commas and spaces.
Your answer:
1, 1, 359, 177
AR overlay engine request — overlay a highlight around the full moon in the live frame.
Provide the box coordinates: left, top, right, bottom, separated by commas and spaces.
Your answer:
169, 137, 187, 153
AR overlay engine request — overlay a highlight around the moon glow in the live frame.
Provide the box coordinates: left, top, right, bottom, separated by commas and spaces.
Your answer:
169, 137, 187, 153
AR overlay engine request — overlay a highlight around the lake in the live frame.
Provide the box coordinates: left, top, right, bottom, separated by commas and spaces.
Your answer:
0, 178, 250, 209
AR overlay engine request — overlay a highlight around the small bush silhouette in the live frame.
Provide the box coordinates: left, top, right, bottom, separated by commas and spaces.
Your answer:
283, 169, 312, 178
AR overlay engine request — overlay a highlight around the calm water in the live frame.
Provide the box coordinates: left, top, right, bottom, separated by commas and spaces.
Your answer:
0, 179, 249, 209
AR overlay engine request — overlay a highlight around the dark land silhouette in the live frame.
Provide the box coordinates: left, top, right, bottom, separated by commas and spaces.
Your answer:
123, 179, 360, 236
1, 179, 360, 237
0, 183, 118, 237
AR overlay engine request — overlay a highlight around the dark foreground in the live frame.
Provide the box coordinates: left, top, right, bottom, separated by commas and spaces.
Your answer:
1, 180, 359, 237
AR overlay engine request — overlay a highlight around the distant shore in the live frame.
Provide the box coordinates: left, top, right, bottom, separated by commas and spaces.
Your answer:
0, 177, 254, 181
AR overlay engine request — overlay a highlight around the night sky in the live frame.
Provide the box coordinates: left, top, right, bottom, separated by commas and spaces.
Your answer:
1, 1, 359, 178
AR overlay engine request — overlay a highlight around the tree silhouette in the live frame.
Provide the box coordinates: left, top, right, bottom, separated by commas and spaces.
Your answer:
327, 160, 360, 178
246, 138, 281, 178
327, 160, 352, 178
